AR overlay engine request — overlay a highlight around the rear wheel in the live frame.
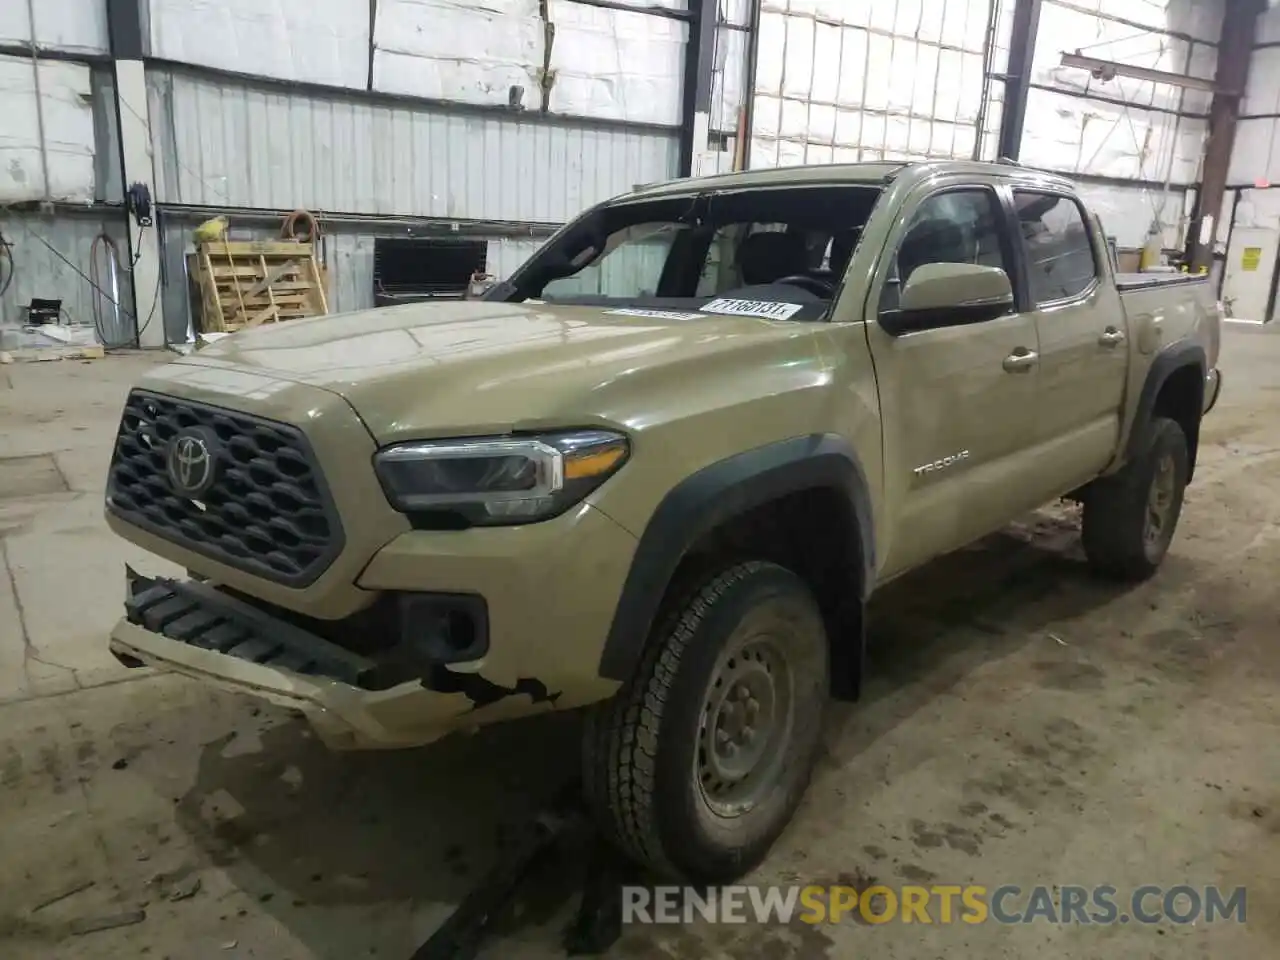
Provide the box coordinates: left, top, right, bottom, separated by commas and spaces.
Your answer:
1082, 416, 1189, 580
582, 561, 829, 882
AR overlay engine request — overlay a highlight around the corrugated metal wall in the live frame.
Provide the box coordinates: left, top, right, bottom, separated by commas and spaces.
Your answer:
324, 234, 548, 314
147, 67, 681, 223
0, 212, 135, 345
157, 214, 553, 341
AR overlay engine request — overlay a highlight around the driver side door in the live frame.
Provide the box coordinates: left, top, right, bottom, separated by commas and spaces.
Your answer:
864, 182, 1043, 578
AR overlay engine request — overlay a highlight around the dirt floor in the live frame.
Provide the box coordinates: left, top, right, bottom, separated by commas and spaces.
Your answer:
0, 329, 1277, 960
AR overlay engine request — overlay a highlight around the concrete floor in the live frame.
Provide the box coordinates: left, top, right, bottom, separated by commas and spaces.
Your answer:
0, 333, 1277, 960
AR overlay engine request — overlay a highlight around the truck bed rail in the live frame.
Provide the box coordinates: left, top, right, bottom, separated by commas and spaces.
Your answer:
1115, 273, 1208, 292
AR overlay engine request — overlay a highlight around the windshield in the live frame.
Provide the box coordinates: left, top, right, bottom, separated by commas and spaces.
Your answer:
493, 184, 883, 322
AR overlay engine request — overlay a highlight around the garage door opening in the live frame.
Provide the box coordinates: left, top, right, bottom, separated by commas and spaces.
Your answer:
373, 238, 488, 307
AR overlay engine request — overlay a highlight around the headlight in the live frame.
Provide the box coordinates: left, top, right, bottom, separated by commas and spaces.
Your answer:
373, 429, 630, 525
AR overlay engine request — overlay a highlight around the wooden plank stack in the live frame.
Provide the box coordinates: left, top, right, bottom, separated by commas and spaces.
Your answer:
192, 240, 329, 333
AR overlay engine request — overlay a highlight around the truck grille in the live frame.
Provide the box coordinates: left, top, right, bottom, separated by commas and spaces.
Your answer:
106, 390, 344, 587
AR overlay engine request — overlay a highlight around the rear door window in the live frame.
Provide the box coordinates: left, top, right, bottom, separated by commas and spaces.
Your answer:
1014, 192, 1098, 305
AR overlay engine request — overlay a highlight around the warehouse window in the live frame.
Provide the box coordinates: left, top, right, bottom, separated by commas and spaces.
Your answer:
1014, 192, 1098, 305
372, 238, 487, 304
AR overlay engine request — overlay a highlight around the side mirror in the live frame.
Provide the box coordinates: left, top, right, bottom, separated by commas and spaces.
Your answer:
886, 262, 1014, 334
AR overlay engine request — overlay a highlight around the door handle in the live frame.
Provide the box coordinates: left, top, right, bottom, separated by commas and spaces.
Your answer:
1099, 327, 1126, 347
1002, 348, 1038, 373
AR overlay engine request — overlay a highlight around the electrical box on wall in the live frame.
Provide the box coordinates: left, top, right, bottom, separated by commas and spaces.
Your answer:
372, 238, 488, 307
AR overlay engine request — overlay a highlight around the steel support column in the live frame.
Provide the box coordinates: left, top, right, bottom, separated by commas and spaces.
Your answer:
106, 0, 165, 347
678, 0, 717, 178
1191, 0, 1266, 272
996, 0, 1042, 161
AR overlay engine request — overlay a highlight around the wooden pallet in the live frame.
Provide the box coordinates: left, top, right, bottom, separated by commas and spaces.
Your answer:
192, 240, 329, 333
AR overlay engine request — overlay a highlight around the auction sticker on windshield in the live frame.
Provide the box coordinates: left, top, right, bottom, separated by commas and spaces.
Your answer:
702, 299, 804, 320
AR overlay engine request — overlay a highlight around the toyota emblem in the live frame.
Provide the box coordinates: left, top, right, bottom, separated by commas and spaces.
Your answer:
167, 429, 218, 497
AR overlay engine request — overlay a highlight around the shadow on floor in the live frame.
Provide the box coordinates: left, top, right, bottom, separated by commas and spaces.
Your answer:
169, 507, 1200, 959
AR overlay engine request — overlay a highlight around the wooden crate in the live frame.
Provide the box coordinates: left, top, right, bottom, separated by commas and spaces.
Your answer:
192, 240, 329, 333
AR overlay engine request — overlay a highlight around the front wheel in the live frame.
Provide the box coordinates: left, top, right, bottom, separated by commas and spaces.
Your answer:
1082, 416, 1189, 581
582, 561, 829, 883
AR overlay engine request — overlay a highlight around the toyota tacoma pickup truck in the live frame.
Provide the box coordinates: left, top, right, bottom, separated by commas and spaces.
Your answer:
106, 159, 1221, 883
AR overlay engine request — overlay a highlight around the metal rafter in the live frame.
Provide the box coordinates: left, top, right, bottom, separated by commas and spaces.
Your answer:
1059, 52, 1219, 94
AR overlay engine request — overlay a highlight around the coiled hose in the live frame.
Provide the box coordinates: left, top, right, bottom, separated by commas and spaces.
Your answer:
281, 209, 321, 245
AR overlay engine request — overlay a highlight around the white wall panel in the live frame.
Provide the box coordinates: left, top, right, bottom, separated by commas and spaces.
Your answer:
720, 0, 751, 28
747, 0, 1218, 198
1230, 117, 1280, 186
150, 0, 370, 89
1259, 2, 1280, 45
1244, 46, 1280, 117
546, 3, 685, 126
1034, 1, 1212, 114
711, 23, 749, 134
373, 0, 543, 106
373, 0, 686, 126
1074, 181, 1188, 248
1235, 46, 1280, 186
1229, 186, 1280, 231
1232, 5, 1280, 187
148, 68, 679, 222
0, 0, 108, 55
1020, 87, 1206, 185
0, 56, 96, 203
749, 0, 1009, 167
1050, 0, 1221, 43
1019, 0, 1220, 242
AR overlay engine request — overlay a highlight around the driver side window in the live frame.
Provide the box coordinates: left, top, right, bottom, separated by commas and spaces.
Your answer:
878, 189, 1009, 313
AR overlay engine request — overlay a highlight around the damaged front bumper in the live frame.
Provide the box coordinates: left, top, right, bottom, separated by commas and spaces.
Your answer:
110, 572, 561, 749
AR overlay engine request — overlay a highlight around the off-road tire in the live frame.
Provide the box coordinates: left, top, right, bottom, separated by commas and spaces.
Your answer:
582, 561, 829, 883
1082, 416, 1189, 581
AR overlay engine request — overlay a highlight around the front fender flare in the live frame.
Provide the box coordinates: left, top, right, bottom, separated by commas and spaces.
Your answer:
597, 434, 875, 682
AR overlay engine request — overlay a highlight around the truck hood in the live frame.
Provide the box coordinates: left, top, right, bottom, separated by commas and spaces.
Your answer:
166, 301, 819, 443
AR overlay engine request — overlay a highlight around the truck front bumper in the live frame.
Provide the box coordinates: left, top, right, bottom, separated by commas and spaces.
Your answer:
109, 503, 637, 750
109, 575, 532, 749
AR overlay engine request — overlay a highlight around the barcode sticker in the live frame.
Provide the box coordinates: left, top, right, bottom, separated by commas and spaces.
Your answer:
701, 298, 805, 320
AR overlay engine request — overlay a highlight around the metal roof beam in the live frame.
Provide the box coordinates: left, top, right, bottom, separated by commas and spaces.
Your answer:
1058, 52, 1219, 93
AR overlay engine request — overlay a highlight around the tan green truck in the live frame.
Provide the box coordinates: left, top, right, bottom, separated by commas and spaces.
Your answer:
107, 160, 1221, 883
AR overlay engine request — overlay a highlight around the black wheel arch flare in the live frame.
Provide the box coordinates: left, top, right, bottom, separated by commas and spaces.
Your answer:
597, 434, 876, 683
1125, 340, 1207, 482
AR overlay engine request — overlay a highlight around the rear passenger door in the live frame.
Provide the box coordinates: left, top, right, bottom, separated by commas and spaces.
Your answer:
1012, 190, 1129, 491
863, 182, 1042, 578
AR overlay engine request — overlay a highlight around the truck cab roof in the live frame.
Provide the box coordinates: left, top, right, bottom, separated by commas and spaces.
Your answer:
627, 158, 1078, 201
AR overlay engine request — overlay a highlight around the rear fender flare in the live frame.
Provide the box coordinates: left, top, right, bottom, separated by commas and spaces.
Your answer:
597, 434, 875, 683
1124, 340, 1206, 478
